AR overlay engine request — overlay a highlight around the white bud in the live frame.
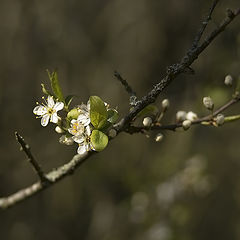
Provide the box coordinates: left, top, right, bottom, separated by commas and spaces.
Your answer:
203, 96, 214, 110
155, 133, 163, 142
143, 117, 152, 127
224, 75, 233, 86
186, 111, 198, 122
59, 135, 74, 145
215, 114, 225, 126
176, 111, 187, 122
55, 126, 64, 134
182, 120, 191, 130
162, 99, 170, 111
108, 129, 117, 138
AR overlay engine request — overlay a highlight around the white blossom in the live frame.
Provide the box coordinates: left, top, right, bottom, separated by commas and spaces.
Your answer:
176, 111, 187, 122
182, 120, 191, 130
33, 96, 64, 127
186, 111, 198, 122
216, 114, 225, 126
162, 99, 170, 111
224, 75, 233, 86
55, 126, 64, 133
143, 117, 152, 127
203, 97, 214, 110
76, 125, 94, 155
155, 133, 163, 142
77, 103, 90, 126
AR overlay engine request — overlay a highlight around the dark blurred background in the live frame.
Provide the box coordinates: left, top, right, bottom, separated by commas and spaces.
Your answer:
0, 0, 240, 239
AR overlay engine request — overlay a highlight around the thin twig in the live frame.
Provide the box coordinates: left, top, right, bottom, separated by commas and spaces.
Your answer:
15, 132, 49, 184
125, 97, 240, 134
114, 70, 137, 106
191, 0, 219, 49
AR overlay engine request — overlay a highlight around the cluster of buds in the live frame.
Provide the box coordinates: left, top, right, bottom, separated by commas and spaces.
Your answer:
175, 110, 198, 130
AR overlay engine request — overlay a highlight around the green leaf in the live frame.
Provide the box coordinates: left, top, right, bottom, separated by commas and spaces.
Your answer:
90, 130, 108, 152
41, 83, 52, 96
90, 96, 108, 129
137, 104, 159, 117
107, 109, 119, 124
47, 70, 65, 103
65, 95, 74, 108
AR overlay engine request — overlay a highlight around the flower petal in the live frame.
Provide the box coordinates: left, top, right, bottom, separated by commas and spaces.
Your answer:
47, 96, 55, 108
41, 114, 50, 127
33, 105, 47, 115
77, 114, 90, 126
72, 135, 85, 144
85, 125, 91, 136
54, 102, 64, 112
50, 113, 59, 123
77, 144, 87, 155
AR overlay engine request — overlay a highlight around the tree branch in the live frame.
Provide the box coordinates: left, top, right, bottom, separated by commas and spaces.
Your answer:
0, 152, 94, 209
113, 6, 240, 133
1, 1, 239, 210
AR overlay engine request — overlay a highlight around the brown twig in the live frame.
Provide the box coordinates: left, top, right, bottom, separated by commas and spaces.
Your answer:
15, 132, 49, 184
114, 70, 138, 106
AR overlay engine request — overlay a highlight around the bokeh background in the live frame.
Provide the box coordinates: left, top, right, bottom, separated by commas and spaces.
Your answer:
0, 0, 240, 239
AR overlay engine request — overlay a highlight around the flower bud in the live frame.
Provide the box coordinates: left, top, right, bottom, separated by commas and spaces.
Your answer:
67, 108, 80, 120
108, 129, 117, 138
215, 114, 225, 126
203, 96, 214, 110
176, 111, 187, 122
224, 75, 233, 86
143, 117, 152, 127
182, 120, 191, 130
59, 135, 74, 145
162, 99, 170, 111
55, 126, 64, 134
155, 133, 163, 142
186, 111, 198, 122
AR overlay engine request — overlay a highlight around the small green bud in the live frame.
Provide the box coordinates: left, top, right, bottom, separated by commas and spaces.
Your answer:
67, 108, 80, 120
182, 120, 191, 130
224, 75, 233, 86
143, 117, 152, 127
203, 96, 214, 110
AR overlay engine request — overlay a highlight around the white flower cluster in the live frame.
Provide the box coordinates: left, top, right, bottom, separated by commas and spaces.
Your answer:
33, 96, 94, 155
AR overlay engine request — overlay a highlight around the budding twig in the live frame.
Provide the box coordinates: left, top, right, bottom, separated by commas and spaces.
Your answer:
114, 70, 138, 106
15, 132, 49, 184
125, 96, 240, 134
0, 0, 239, 210
114, 4, 240, 133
